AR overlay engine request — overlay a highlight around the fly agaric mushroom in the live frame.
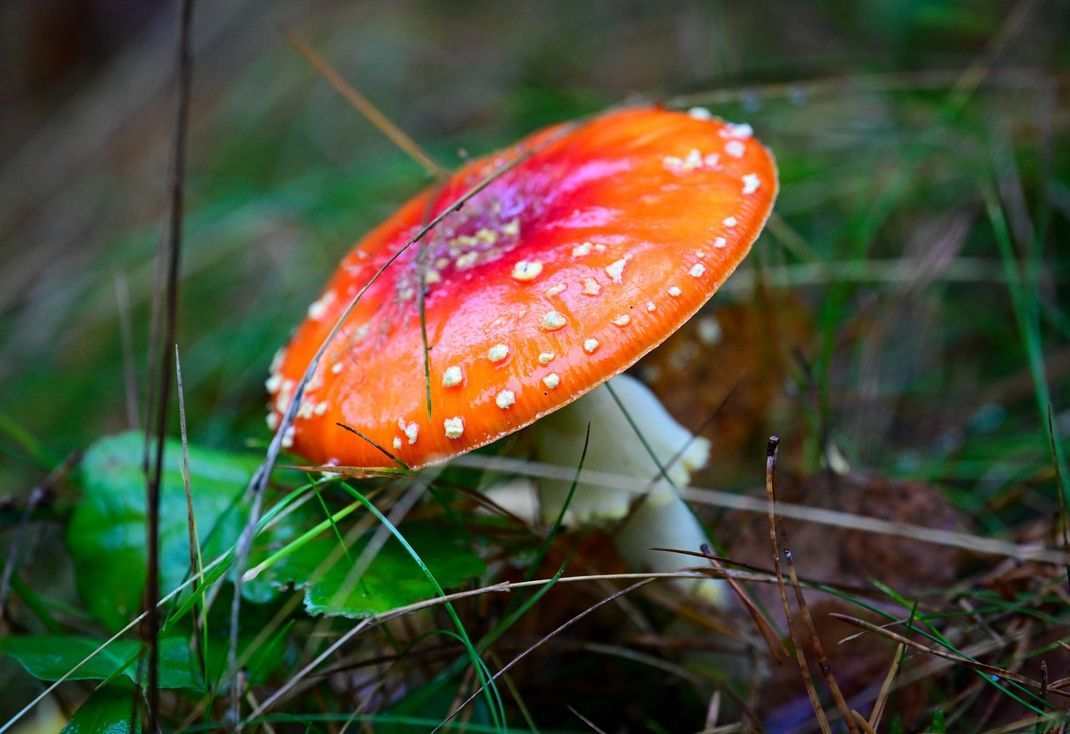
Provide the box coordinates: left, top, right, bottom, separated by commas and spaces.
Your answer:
267, 106, 777, 597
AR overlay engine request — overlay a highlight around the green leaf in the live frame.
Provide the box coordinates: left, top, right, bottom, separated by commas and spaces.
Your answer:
245, 619, 294, 684
248, 524, 484, 618
0, 636, 200, 689
61, 688, 141, 734
68, 432, 482, 626
68, 431, 260, 630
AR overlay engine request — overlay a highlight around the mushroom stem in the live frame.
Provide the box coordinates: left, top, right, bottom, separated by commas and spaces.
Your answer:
518, 374, 721, 602
614, 480, 722, 602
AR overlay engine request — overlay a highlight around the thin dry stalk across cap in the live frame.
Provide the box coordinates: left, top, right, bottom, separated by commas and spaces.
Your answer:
266, 107, 778, 598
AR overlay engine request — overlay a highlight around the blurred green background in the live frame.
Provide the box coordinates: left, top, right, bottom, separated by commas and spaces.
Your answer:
1, 0, 1066, 490
0, 0, 1067, 545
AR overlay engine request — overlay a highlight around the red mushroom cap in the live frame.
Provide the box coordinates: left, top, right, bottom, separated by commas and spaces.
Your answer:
267, 107, 777, 469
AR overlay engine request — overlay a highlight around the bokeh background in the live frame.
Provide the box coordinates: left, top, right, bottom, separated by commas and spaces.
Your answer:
1, 1, 1068, 731
2, 0, 1065, 484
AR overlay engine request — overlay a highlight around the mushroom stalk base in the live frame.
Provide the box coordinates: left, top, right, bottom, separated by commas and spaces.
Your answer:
489, 374, 722, 604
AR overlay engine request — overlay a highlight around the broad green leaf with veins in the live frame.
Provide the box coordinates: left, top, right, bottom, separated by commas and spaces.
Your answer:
68, 431, 483, 628
246, 524, 485, 618
68, 431, 262, 631
0, 636, 198, 689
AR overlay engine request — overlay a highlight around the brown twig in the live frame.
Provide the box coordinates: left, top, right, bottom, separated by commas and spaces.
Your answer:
335, 422, 409, 470
445, 453, 1065, 564
868, 643, 905, 731
783, 555, 857, 731
828, 612, 1068, 698
142, 1, 194, 730
773, 471, 858, 730
701, 543, 789, 664
764, 436, 833, 734
850, 711, 878, 734
242, 691, 275, 734
285, 30, 448, 180
1041, 659, 1049, 712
